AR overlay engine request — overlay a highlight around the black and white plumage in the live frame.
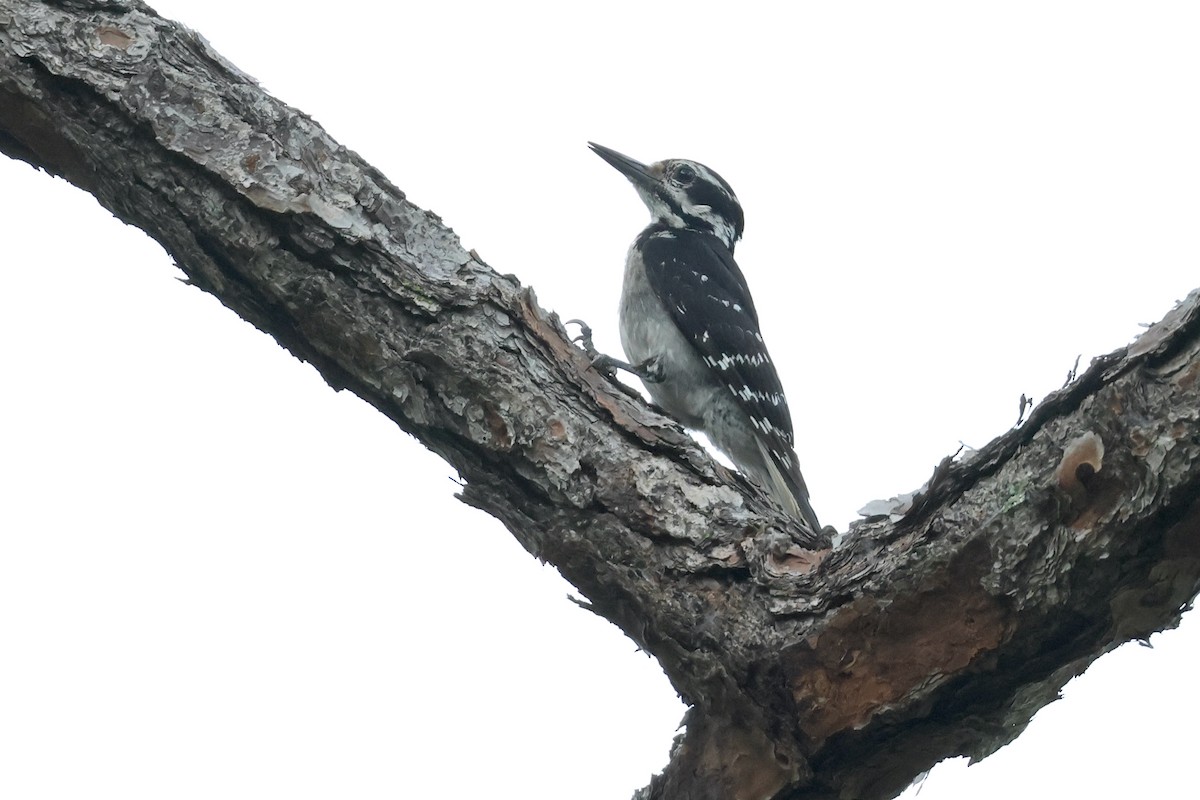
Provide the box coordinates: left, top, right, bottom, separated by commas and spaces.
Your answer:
589, 142, 821, 532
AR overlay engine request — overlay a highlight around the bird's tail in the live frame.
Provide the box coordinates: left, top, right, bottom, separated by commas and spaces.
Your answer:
756, 439, 822, 536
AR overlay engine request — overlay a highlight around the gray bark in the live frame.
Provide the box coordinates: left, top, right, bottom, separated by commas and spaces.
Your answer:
3, 3, 1199, 798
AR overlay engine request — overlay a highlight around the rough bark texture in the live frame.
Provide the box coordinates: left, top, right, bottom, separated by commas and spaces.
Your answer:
3, 3, 1199, 799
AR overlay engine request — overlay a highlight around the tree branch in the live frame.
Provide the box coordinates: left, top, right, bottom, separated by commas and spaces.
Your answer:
3, 3, 1199, 798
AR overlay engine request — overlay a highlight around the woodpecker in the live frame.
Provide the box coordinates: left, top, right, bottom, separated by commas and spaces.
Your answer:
587, 142, 821, 533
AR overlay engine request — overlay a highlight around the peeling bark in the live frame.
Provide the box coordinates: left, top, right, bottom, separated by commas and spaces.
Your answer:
3, 3, 1199, 799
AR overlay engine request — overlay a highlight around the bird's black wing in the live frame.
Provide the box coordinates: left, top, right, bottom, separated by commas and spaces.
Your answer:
638, 229, 815, 520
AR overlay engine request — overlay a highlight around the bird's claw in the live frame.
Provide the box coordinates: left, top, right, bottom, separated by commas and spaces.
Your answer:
566, 319, 662, 384
566, 319, 619, 377
566, 319, 600, 358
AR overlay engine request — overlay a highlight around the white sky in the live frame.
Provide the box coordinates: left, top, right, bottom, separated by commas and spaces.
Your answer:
2, 2, 1198, 798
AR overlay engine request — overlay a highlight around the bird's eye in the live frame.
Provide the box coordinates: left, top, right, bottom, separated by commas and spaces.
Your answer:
673, 165, 696, 186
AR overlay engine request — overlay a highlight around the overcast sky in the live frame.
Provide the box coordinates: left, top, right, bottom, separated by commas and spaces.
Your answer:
3, 2, 1199, 798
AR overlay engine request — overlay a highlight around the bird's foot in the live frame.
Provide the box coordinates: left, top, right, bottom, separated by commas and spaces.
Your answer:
565, 319, 630, 375
628, 355, 663, 383
566, 319, 603, 361
566, 320, 664, 390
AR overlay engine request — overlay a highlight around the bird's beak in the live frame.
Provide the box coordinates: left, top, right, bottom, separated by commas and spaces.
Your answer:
589, 142, 657, 190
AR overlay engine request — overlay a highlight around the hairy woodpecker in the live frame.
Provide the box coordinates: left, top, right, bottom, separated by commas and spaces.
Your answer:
587, 142, 821, 532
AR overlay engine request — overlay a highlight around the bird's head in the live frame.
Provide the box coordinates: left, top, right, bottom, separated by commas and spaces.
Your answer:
589, 142, 744, 250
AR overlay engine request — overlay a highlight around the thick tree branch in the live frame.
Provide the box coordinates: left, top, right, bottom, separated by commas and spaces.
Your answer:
3, 3, 1199, 799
